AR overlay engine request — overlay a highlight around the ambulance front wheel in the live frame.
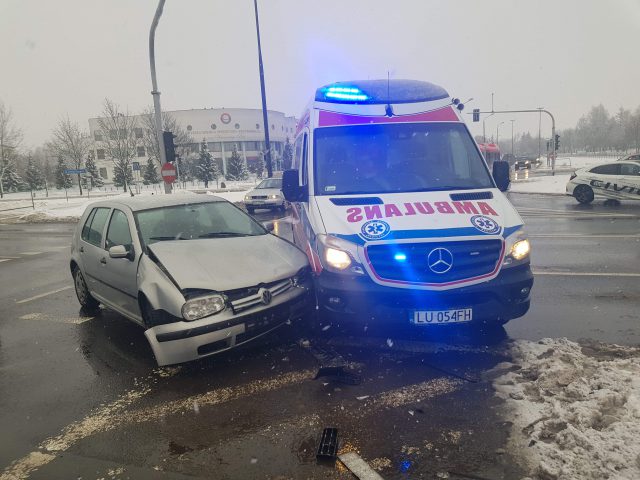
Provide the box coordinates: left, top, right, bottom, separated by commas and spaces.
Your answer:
573, 184, 594, 204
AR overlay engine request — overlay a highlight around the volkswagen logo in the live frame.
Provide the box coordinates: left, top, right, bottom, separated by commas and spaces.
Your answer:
258, 288, 272, 305
427, 247, 454, 274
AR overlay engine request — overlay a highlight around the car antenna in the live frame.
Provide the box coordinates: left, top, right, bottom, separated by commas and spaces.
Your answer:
385, 70, 394, 117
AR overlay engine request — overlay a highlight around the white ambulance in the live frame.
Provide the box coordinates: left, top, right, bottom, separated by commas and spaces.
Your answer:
282, 80, 533, 327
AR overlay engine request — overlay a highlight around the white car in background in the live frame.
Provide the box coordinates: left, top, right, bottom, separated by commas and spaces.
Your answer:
566, 159, 640, 204
243, 178, 286, 213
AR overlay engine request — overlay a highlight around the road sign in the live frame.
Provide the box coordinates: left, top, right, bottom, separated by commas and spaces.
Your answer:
161, 162, 177, 183
64, 168, 87, 175
132, 162, 140, 171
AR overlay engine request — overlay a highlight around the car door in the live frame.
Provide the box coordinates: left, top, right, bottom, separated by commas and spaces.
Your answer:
79, 206, 112, 296
617, 163, 640, 200
99, 208, 142, 321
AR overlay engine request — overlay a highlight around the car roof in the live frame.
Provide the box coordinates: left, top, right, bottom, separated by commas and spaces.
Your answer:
88, 193, 226, 212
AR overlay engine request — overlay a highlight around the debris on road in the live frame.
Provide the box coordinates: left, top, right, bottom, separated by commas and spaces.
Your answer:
316, 427, 339, 460
314, 366, 362, 385
338, 451, 385, 480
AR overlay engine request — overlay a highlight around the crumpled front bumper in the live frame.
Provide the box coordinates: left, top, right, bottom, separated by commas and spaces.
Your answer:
145, 280, 312, 366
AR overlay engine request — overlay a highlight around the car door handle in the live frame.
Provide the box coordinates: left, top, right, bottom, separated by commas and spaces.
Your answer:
100, 257, 107, 265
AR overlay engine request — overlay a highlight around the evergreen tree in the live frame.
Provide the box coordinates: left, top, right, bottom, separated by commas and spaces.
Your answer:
194, 140, 219, 187
249, 152, 266, 178
113, 162, 134, 189
282, 137, 293, 170
54, 157, 73, 189
84, 151, 104, 188
1, 160, 24, 192
24, 156, 45, 190
225, 144, 248, 181
143, 157, 159, 185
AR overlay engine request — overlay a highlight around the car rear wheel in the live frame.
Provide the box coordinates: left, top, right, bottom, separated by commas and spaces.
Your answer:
573, 184, 594, 204
73, 267, 99, 310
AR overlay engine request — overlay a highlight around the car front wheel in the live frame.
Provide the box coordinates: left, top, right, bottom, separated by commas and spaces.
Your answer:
573, 184, 594, 204
73, 267, 99, 310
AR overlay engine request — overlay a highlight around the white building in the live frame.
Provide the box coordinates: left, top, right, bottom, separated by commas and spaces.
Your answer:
87, 108, 297, 181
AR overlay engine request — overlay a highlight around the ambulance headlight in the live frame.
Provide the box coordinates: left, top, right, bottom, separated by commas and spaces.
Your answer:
325, 248, 351, 270
510, 239, 530, 260
317, 235, 365, 275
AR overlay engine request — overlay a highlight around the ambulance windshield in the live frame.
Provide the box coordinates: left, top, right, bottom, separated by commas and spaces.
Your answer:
314, 123, 494, 195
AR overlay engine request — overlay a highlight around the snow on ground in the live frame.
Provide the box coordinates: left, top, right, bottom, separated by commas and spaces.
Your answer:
493, 338, 640, 480
510, 175, 571, 195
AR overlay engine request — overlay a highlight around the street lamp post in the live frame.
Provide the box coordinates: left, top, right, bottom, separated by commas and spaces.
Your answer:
253, 0, 273, 178
510, 119, 516, 155
496, 122, 505, 147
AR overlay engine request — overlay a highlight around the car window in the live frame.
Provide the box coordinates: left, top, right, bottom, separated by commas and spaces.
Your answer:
105, 209, 133, 250
83, 207, 110, 247
256, 178, 282, 189
590, 164, 620, 175
81, 208, 97, 242
620, 163, 640, 176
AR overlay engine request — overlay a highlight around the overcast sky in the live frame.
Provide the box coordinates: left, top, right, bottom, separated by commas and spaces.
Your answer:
1, 0, 639, 148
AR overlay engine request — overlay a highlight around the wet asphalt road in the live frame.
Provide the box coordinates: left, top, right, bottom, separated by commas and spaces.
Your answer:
0, 194, 639, 480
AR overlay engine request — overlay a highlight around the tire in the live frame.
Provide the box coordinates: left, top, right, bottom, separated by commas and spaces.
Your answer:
573, 184, 594, 204
247, 206, 255, 214
73, 267, 99, 310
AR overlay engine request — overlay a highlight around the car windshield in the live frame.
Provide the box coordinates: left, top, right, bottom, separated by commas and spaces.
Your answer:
256, 178, 282, 189
135, 201, 265, 246
313, 123, 493, 195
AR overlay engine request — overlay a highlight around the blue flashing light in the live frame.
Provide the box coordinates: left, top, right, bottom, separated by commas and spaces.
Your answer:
394, 253, 407, 262
400, 460, 412, 472
322, 85, 369, 102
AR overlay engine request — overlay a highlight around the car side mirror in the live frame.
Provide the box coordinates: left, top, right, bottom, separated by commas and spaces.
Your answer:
262, 221, 275, 232
282, 169, 307, 202
109, 244, 133, 260
492, 160, 511, 192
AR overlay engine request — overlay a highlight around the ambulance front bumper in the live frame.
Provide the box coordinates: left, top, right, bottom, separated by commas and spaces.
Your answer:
315, 264, 533, 324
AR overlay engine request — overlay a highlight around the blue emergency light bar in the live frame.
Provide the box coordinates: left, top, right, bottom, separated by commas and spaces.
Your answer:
394, 253, 407, 262
315, 79, 449, 105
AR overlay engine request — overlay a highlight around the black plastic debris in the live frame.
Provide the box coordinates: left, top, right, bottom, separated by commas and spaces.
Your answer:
314, 366, 362, 385
316, 427, 339, 460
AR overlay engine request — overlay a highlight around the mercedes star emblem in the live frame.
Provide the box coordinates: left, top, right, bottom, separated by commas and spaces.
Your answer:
427, 247, 454, 274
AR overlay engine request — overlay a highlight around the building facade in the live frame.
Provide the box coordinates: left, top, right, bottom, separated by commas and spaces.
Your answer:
87, 108, 297, 181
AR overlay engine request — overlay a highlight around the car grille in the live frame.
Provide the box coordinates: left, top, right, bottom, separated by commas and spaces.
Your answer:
365, 239, 503, 284
251, 195, 268, 199
229, 278, 294, 313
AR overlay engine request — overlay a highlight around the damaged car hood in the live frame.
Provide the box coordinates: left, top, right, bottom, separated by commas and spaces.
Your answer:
148, 235, 307, 291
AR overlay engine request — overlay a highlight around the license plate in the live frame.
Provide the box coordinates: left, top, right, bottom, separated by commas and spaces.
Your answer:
253, 200, 264, 204
412, 308, 473, 325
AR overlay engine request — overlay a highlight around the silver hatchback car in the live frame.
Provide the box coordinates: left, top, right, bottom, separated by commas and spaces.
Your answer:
70, 194, 312, 366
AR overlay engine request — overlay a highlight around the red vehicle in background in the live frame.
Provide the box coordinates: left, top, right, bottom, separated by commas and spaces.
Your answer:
478, 143, 501, 168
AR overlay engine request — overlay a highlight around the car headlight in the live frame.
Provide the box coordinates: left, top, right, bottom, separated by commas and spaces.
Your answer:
244, 195, 251, 201
269, 194, 281, 199
316, 235, 365, 275
510, 239, 530, 260
182, 293, 226, 321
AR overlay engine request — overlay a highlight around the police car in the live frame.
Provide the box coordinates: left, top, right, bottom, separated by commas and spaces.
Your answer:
566, 159, 640, 204
282, 79, 533, 329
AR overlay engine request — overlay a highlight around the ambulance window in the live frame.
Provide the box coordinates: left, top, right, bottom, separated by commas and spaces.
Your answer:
449, 130, 474, 178
294, 135, 303, 169
301, 133, 308, 186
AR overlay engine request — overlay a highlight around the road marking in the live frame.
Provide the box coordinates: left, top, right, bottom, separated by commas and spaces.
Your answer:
19, 312, 93, 324
533, 270, 640, 277
0, 256, 19, 259
18, 251, 42, 256
0, 259, 11, 263
0, 452, 56, 480
16, 286, 73, 304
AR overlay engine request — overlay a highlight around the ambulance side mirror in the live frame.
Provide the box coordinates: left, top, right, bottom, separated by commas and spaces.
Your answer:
282, 169, 308, 202
492, 160, 511, 192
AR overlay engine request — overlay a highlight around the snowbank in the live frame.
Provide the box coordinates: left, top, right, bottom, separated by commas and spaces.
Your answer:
510, 175, 571, 195
493, 338, 640, 480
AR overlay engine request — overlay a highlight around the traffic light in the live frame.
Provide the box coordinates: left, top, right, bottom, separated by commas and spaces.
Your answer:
554, 134, 560, 150
472, 108, 480, 122
163, 131, 176, 163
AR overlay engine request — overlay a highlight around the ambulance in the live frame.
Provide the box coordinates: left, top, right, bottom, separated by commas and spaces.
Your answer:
282, 79, 533, 327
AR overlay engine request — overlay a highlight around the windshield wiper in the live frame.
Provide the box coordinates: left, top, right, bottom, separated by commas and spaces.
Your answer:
198, 232, 255, 238
149, 236, 188, 241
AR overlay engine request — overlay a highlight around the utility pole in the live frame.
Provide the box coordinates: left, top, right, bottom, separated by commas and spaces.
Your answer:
253, 0, 273, 178
149, 0, 170, 193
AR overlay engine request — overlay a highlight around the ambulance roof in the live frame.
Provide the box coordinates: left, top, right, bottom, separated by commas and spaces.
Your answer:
315, 79, 449, 105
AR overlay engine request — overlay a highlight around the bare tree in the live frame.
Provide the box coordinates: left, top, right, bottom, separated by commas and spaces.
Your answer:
97, 99, 138, 192
139, 107, 193, 166
47, 116, 92, 195
0, 101, 24, 198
